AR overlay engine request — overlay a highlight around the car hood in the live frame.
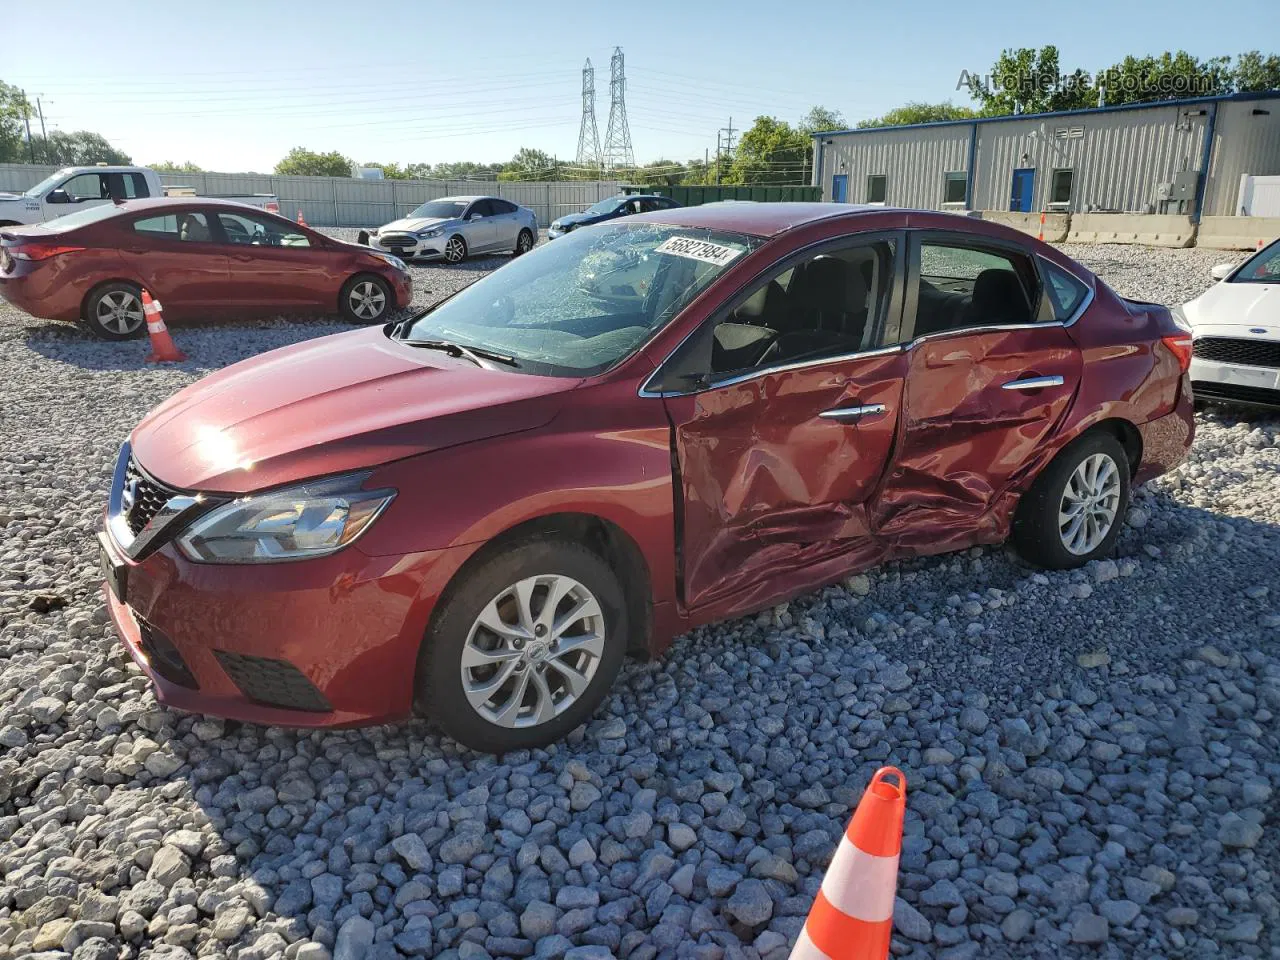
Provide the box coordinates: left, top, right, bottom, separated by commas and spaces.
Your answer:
1186, 280, 1280, 331
0, 193, 24, 202
378, 216, 455, 234
130, 326, 581, 494
555, 212, 601, 228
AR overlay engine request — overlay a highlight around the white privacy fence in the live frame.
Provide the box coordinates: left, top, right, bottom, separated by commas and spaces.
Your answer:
0, 164, 623, 228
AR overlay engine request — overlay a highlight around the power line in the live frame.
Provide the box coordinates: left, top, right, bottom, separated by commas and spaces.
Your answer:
575, 59, 601, 170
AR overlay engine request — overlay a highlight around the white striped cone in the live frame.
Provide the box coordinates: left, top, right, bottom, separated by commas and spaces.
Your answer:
789, 767, 907, 960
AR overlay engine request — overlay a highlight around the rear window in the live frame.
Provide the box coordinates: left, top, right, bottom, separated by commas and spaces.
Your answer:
40, 204, 126, 230
1041, 259, 1089, 321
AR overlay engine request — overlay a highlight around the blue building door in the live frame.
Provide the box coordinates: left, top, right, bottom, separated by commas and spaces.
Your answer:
832, 174, 848, 203
1010, 169, 1035, 212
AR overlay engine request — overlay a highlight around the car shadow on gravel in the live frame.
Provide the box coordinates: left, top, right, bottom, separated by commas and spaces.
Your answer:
102, 471, 1279, 960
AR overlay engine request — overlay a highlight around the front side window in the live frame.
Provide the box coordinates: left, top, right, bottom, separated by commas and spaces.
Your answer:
216, 212, 310, 248
61, 173, 106, 202
1231, 242, 1280, 283
133, 212, 213, 242
867, 175, 887, 204
399, 223, 762, 377
707, 239, 897, 378
943, 172, 967, 205
467, 200, 495, 218
585, 196, 625, 216
408, 199, 468, 220
1051, 169, 1074, 205
910, 241, 1035, 337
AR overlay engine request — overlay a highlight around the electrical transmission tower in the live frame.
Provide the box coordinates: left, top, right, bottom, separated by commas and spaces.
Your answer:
602, 47, 635, 173
575, 59, 602, 171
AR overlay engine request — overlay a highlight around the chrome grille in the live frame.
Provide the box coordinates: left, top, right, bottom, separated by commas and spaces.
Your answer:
123, 458, 174, 536
1193, 337, 1280, 369
378, 233, 417, 247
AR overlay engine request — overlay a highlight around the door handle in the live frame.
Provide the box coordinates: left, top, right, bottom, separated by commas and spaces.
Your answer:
819, 403, 887, 421
1001, 375, 1064, 391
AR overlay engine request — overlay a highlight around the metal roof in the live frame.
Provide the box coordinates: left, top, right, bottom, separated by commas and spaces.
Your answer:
812, 89, 1280, 139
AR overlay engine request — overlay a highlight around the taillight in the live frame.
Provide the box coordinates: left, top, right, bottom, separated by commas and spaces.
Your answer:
12, 243, 85, 262
1162, 334, 1193, 373
265, 201, 280, 214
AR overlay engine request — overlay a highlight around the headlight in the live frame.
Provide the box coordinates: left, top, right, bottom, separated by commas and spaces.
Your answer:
1171, 303, 1192, 332
177, 473, 395, 564
372, 252, 407, 271
416, 227, 443, 239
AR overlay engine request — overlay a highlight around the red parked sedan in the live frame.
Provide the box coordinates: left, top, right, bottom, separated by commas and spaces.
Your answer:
99, 203, 1194, 752
0, 198, 412, 338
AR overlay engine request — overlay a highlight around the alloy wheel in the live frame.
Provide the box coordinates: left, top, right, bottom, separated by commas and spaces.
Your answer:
517, 231, 533, 253
460, 574, 606, 729
445, 237, 466, 263
96, 290, 144, 335
1059, 452, 1121, 555
348, 281, 386, 320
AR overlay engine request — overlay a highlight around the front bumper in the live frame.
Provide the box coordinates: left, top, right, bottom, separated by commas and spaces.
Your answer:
1190, 356, 1280, 407
101, 519, 468, 728
369, 234, 443, 261
547, 227, 567, 239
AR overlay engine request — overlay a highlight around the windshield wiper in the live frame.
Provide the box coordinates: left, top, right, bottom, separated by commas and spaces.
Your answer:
400, 338, 520, 368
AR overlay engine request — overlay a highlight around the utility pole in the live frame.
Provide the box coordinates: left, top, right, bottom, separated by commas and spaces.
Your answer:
21, 89, 34, 163
704, 147, 709, 185
715, 131, 722, 184
36, 98, 47, 164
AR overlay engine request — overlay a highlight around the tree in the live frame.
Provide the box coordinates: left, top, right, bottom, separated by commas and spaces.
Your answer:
857, 101, 977, 128
41, 131, 131, 165
274, 147, 353, 177
498, 147, 558, 181
727, 116, 809, 185
150, 160, 203, 173
965, 46, 1094, 115
360, 161, 411, 179
0, 81, 31, 163
798, 105, 847, 135
1094, 51, 1232, 106
631, 159, 685, 187
1234, 51, 1280, 92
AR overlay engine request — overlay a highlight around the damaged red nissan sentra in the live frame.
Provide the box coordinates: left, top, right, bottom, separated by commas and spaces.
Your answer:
100, 203, 1194, 752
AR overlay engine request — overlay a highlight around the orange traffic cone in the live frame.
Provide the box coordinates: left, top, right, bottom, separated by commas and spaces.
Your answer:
789, 767, 907, 960
297, 209, 308, 227
141, 290, 187, 363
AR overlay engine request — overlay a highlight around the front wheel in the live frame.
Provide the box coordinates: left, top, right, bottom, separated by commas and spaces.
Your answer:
417, 538, 627, 753
340, 274, 392, 323
443, 235, 467, 264
83, 282, 146, 340
1013, 431, 1131, 569
514, 229, 535, 256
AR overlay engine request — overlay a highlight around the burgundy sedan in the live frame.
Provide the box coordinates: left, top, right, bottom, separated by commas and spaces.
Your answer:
100, 203, 1193, 752
0, 198, 411, 339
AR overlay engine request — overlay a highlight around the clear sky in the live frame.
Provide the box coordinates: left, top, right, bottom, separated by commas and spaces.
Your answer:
5, 0, 1275, 174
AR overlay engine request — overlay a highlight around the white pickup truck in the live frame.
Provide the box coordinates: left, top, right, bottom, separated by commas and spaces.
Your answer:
0, 165, 280, 227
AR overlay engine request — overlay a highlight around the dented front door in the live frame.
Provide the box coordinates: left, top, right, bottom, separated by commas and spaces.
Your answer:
664, 350, 906, 612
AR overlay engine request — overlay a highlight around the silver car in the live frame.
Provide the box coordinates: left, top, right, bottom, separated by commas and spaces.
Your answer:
367, 196, 537, 264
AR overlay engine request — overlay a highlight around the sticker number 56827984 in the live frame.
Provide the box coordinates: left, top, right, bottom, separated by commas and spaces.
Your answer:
654, 236, 744, 267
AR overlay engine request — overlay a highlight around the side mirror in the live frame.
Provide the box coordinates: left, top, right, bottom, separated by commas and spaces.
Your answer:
1211, 263, 1235, 281
468, 213, 483, 221
46, 189, 70, 204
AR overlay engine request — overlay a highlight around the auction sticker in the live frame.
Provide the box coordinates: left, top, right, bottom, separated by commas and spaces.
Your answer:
655, 236, 743, 267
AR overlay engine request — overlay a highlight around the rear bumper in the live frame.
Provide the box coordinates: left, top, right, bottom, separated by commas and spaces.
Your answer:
0, 265, 82, 321
1134, 386, 1196, 484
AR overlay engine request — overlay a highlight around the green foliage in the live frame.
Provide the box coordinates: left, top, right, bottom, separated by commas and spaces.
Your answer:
630, 158, 685, 187
965, 46, 1095, 115
1095, 51, 1233, 105
857, 101, 977, 128
798, 105, 847, 135
274, 147, 353, 177
150, 160, 203, 173
1234, 51, 1280, 92
0, 81, 30, 163
727, 116, 809, 185
41, 131, 131, 165
498, 147, 558, 181
426, 160, 505, 180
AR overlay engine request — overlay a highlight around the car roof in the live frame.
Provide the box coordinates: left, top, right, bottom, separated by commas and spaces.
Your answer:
72, 197, 279, 215
627, 201, 897, 237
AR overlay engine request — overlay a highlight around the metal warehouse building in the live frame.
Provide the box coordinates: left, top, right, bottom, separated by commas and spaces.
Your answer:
811, 91, 1280, 222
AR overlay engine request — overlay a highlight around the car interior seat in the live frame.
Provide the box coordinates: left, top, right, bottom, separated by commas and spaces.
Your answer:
960, 268, 1030, 327
767, 256, 870, 361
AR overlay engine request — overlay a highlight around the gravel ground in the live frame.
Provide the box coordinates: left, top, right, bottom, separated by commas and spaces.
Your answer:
0, 237, 1276, 960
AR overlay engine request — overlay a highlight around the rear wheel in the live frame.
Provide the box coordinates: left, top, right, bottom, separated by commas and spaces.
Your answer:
443, 235, 467, 264
1013, 431, 1130, 569
83, 282, 146, 340
417, 538, 627, 753
340, 274, 392, 323
514, 229, 535, 256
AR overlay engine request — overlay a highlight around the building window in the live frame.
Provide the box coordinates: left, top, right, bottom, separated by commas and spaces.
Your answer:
1050, 169, 1074, 206
943, 171, 967, 205
866, 175, 887, 204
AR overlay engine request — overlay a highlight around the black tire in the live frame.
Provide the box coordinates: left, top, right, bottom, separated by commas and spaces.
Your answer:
1012, 430, 1131, 569
82, 281, 146, 341
417, 537, 627, 753
443, 235, 468, 264
340, 274, 393, 324
514, 229, 535, 256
